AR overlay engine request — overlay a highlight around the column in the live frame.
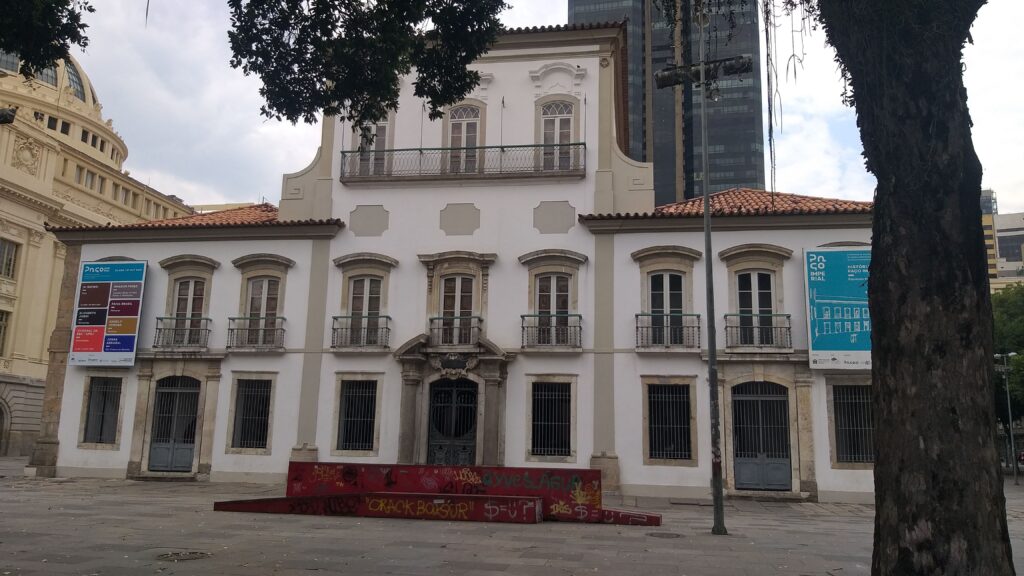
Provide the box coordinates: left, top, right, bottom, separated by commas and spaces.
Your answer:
795, 372, 818, 497
590, 234, 620, 489
397, 363, 422, 464
290, 239, 331, 462
481, 372, 505, 466
196, 360, 222, 480
126, 359, 154, 477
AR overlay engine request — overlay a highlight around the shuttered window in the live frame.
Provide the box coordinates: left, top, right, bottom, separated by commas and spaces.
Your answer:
232, 379, 272, 449
0, 239, 18, 279
338, 380, 377, 451
531, 382, 572, 456
83, 377, 121, 444
833, 385, 874, 463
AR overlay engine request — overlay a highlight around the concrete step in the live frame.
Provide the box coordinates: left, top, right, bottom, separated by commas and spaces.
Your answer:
215, 492, 544, 524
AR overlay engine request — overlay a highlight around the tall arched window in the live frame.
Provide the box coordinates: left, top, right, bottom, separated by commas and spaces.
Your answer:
66, 62, 86, 101
541, 101, 574, 171
448, 105, 481, 173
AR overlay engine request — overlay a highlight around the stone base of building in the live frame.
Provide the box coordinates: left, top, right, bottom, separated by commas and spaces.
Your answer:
590, 453, 620, 492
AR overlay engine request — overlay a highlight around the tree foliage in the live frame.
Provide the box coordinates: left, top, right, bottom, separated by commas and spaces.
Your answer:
226, 0, 507, 127
994, 284, 1024, 355
0, 0, 92, 77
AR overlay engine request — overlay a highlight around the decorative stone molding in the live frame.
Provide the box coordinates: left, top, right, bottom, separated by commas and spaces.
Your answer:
28, 230, 45, 247
333, 252, 398, 271
159, 254, 220, 271
529, 62, 587, 96
418, 251, 496, 307
429, 353, 481, 380
718, 243, 793, 263
469, 73, 494, 101
0, 219, 24, 239
439, 203, 480, 236
533, 201, 576, 234
231, 253, 295, 272
11, 135, 43, 177
630, 245, 703, 265
349, 205, 390, 237
518, 249, 588, 269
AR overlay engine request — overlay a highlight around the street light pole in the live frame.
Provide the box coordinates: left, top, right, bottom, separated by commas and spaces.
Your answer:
998, 352, 1019, 485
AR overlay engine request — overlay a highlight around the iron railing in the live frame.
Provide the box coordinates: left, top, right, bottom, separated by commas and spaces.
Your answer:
227, 316, 286, 350
724, 313, 792, 349
340, 143, 586, 181
521, 314, 583, 348
428, 316, 483, 346
153, 317, 212, 349
635, 313, 701, 349
332, 315, 391, 349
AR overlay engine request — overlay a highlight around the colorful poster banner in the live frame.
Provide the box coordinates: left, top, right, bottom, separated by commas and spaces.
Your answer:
69, 261, 147, 366
805, 248, 872, 370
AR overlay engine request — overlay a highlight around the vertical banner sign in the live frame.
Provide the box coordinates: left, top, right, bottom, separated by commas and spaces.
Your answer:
69, 261, 147, 366
805, 248, 871, 369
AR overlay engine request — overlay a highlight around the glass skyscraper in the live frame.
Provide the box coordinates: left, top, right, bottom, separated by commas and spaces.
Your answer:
569, 0, 765, 204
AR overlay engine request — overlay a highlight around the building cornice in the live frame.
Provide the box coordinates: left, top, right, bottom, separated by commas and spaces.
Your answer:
51, 222, 344, 245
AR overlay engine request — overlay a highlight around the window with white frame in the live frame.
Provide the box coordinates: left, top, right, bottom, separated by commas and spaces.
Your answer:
541, 101, 573, 171
83, 377, 121, 444
231, 379, 272, 450
358, 123, 388, 176
736, 270, 775, 345
833, 385, 875, 464
530, 381, 572, 457
648, 271, 685, 345
338, 380, 378, 452
535, 274, 571, 345
348, 276, 383, 346
0, 239, 18, 280
171, 278, 206, 346
245, 276, 280, 346
448, 105, 481, 173
439, 275, 475, 345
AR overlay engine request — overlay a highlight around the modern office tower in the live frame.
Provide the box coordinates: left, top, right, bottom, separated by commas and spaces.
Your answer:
569, 0, 766, 203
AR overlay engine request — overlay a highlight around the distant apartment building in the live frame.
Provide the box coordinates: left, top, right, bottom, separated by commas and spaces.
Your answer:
995, 211, 1024, 293
569, 0, 765, 204
982, 188, 999, 279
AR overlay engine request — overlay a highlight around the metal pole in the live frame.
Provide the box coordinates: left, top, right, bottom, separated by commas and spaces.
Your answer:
1005, 354, 1019, 485
696, 0, 727, 535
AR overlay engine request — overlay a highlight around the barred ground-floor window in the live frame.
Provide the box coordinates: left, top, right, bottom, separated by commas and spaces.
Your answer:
336, 378, 380, 455
832, 384, 874, 464
230, 377, 273, 452
529, 380, 574, 460
83, 377, 122, 445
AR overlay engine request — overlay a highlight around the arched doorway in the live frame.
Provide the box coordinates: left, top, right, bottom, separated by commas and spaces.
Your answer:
732, 381, 791, 490
426, 379, 477, 465
149, 376, 201, 472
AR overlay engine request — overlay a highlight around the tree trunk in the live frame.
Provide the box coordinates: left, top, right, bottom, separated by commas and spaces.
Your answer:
814, 1, 1015, 574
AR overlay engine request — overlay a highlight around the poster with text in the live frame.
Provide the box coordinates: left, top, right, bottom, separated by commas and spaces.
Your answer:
805, 248, 871, 370
69, 261, 147, 366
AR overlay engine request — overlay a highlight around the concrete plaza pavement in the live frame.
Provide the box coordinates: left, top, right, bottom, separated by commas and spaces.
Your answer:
1, 457, 1021, 575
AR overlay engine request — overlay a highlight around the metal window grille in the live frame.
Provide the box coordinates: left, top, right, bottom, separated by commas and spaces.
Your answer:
83, 377, 121, 444
232, 379, 271, 449
648, 384, 692, 459
833, 385, 875, 463
0, 239, 18, 279
339, 380, 377, 451
531, 382, 572, 456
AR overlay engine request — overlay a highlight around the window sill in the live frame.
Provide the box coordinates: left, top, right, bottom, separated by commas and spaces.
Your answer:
831, 461, 874, 471
525, 453, 577, 464
520, 346, 583, 354
226, 346, 287, 354
225, 447, 272, 456
330, 449, 379, 457
635, 346, 701, 354
723, 346, 795, 354
151, 346, 209, 354
642, 457, 699, 468
77, 442, 121, 451
331, 346, 391, 354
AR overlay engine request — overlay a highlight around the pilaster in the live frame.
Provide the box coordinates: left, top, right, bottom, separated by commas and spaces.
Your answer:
290, 238, 330, 463
126, 359, 154, 477
795, 371, 818, 498
397, 362, 423, 464
196, 360, 222, 480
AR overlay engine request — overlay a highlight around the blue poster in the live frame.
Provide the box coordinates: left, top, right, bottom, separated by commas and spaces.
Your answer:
805, 249, 872, 369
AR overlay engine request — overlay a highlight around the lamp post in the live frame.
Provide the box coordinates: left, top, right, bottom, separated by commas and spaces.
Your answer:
997, 352, 1019, 485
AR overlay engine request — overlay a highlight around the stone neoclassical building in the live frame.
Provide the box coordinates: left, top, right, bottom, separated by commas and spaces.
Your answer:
0, 53, 192, 455
32, 24, 877, 502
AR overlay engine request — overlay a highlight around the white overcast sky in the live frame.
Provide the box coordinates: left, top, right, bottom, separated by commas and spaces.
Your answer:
73, 1, 1024, 213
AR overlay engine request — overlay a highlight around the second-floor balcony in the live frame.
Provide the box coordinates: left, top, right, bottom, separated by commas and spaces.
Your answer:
332, 315, 391, 350
635, 313, 701, 349
521, 314, 583, 349
153, 316, 211, 350
429, 316, 483, 347
724, 314, 793, 350
227, 316, 286, 351
340, 143, 586, 182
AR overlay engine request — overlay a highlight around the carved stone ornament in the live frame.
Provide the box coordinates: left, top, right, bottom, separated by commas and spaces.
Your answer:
28, 230, 45, 246
12, 135, 42, 177
0, 359, 10, 373
429, 353, 480, 379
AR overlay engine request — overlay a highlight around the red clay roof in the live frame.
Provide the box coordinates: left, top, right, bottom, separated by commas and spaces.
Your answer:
581, 188, 874, 221
503, 22, 624, 35
47, 203, 343, 232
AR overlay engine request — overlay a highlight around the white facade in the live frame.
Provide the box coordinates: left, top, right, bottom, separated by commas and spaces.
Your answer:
43, 24, 875, 502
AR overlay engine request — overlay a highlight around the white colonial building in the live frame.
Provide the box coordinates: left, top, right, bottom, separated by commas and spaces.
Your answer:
33, 23, 876, 503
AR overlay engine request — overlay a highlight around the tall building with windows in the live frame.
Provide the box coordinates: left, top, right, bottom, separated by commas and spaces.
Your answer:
981, 188, 999, 279
569, 0, 765, 204
0, 54, 192, 455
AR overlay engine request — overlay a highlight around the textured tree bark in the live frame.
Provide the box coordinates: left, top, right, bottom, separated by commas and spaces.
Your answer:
813, 1, 1015, 574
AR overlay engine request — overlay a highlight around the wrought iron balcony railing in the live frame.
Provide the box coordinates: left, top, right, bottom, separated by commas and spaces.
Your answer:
429, 316, 483, 347
153, 316, 212, 349
227, 316, 286, 350
635, 313, 701, 349
724, 313, 792, 349
340, 143, 586, 181
521, 314, 583, 349
332, 315, 391, 349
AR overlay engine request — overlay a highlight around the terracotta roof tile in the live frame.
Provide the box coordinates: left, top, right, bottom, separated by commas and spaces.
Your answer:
581, 188, 874, 221
47, 203, 343, 232
503, 22, 624, 35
